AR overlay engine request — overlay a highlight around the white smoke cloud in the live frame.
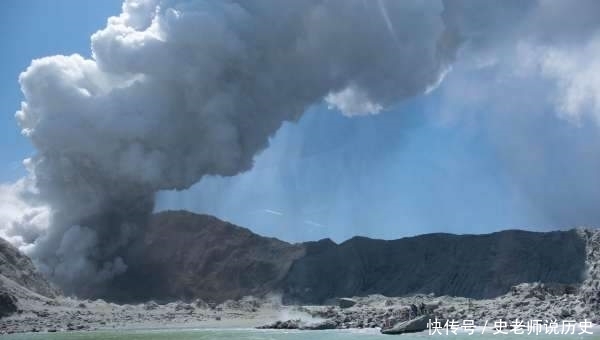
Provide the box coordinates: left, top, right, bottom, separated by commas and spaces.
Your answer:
10, 0, 457, 296
438, 0, 600, 126
536, 39, 600, 124
428, 0, 600, 230
326, 86, 383, 116
0, 177, 49, 251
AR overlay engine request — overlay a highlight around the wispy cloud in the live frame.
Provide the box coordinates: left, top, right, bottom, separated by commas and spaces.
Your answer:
263, 209, 284, 216
304, 220, 326, 228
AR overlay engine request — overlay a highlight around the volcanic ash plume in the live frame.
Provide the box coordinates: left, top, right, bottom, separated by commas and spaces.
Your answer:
11, 0, 458, 296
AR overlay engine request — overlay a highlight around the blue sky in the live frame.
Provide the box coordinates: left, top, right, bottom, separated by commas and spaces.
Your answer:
156, 89, 545, 242
3, 1, 600, 244
1, 1, 122, 181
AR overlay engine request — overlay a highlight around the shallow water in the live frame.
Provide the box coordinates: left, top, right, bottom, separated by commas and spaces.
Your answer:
3, 328, 600, 340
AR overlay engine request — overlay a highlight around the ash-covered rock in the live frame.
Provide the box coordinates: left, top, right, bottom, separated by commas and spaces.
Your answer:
381, 314, 432, 334
577, 228, 600, 321
0, 292, 18, 318
0, 238, 58, 298
219, 296, 262, 312
257, 319, 302, 329
338, 298, 357, 309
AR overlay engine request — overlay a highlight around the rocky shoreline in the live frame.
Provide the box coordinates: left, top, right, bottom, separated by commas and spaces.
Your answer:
0, 282, 595, 335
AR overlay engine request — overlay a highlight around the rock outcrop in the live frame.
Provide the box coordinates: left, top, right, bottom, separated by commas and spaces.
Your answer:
0, 292, 17, 318
0, 237, 59, 320
575, 228, 600, 317
0, 238, 58, 299
338, 298, 357, 309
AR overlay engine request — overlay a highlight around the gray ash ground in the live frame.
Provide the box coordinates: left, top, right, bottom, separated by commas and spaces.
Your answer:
0, 295, 274, 334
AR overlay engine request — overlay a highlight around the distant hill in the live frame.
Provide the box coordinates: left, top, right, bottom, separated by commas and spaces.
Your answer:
96, 210, 586, 304
106, 211, 305, 303
282, 230, 585, 303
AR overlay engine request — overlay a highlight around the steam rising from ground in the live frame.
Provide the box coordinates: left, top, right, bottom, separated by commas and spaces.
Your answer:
4, 0, 600, 297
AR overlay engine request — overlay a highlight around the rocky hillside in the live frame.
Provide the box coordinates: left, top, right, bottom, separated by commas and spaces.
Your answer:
106, 211, 305, 303
282, 230, 586, 304
0, 237, 58, 318
0, 238, 57, 299
99, 211, 588, 305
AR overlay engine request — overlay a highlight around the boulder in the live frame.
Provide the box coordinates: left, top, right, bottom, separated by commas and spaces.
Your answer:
338, 298, 357, 309
143, 301, 159, 310
257, 319, 301, 329
381, 314, 431, 335
425, 300, 441, 311
193, 298, 209, 309
175, 302, 194, 311
301, 320, 338, 330
0, 292, 18, 318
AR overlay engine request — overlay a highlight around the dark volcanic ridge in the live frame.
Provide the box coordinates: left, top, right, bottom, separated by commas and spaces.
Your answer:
0, 210, 589, 306
93, 211, 586, 304
284, 228, 585, 304
108, 211, 306, 303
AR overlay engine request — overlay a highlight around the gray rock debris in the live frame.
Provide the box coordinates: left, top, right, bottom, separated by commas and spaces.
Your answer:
338, 298, 357, 309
